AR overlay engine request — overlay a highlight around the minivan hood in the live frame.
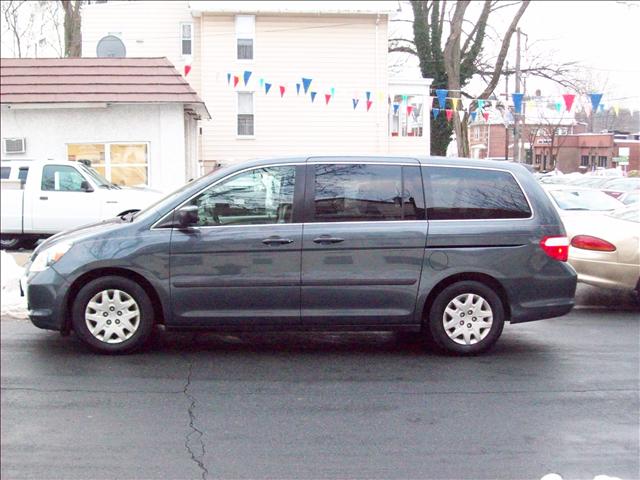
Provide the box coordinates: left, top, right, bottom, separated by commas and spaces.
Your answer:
33, 218, 124, 255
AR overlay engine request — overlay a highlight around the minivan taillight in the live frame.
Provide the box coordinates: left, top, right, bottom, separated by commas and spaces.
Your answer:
570, 235, 616, 252
540, 236, 569, 261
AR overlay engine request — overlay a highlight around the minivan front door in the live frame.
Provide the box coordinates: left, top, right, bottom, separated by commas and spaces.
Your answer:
301, 161, 428, 326
170, 164, 304, 327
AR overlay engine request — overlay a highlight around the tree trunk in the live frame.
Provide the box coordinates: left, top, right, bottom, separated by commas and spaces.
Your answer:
61, 1, 82, 57
431, 115, 453, 156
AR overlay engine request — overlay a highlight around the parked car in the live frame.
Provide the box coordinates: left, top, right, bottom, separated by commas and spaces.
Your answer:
21, 156, 577, 355
565, 205, 640, 294
565, 176, 614, 189
0, 160, 163, 249
600, 177, 640, 199
618, 190, 640, 206
542, 184, 624, 215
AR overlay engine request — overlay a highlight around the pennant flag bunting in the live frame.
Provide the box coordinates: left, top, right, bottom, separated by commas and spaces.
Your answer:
233, 75, 239, 88
265, 83, 272, 94
562, 94, 575, 112
599, 103, 605, 112
393, 103, 400, 114
461, 98, 472, 111
378, 91, 385, 102
296, 83, 301, 95
184, 64, 192, 76
432, 108, 440, 119
614, 104, 620, 115
310, 91, 317, 102
366, 91, 371, 101
458, 110, 465, 121
555, 101, 562, 112
331, 87, 335, 96
589, 93, 603, 111
482, 111, 490, 122
243, 70, 252, 86
511, 92, 524, 113
477, 99, 485, 109
352, 98, 359, 110
259, 78, 264, 88
435, 89, 448, 109
227, 73, 231, 84
402, 95, 408, 103
325, 94, 331, 105
445, 109, 453, 121
279, 85, 285, 97
451, 98, 459, 110
366, 100, 373, 111
470, 111, 477, 122
407, 105, 414, 116
302, 78, 312, 94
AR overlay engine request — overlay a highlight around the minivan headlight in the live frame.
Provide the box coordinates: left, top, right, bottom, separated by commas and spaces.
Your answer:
30, 242, 72, 273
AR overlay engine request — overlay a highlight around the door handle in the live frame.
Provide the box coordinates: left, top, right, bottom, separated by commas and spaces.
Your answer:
262, 236, 294, 246
39, 196, 48, 200
313, 236, 345, 244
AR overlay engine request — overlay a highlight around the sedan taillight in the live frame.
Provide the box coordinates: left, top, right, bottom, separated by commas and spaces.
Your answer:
540, 236, 569, 262
571, 235, 616, 252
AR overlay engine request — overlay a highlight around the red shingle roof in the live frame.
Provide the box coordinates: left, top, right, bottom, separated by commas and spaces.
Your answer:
0, 57, 210, 119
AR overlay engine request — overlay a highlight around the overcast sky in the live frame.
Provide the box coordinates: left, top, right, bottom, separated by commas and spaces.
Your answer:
390, 0, 640, 111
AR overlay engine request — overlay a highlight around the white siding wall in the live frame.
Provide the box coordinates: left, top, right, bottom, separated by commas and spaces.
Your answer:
197, 14, 390, 167
1, 104, 186, 193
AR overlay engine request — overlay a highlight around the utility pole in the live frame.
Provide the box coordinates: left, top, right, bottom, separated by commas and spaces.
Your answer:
514, 28, 522, 163
504, 61, 509, 161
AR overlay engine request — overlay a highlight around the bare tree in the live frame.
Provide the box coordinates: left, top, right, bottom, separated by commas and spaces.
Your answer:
1, 0, 35, 58
60, 0, 83, 57
39, 0, 64, 57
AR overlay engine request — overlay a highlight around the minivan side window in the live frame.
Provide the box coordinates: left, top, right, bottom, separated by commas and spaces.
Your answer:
310, 164, 425, 222
41, 165, 86, 192
423, 166, 531, 220
186, 166, 296, 226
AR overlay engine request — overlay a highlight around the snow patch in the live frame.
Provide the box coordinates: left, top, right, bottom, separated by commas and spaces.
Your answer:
1, 250, 28, 319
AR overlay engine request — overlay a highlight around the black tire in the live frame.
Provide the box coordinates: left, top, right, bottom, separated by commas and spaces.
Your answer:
71, 276, 155, 354
426, 281, 505, 355
0, 235, 22, 250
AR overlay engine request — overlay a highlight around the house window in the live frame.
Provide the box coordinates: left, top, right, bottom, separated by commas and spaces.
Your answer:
238, 92, 254, 136
390, 94, 423, 137
598, 156, 607, 168
67, 143, 149, 187
181, 23, 192, 55
473, 126, 480, 140
535, 154, 541, 164
580, 155, 589, 167
236, 15, 255, 60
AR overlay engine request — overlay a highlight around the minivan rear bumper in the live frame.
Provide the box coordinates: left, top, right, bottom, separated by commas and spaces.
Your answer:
509, 297, 575, 323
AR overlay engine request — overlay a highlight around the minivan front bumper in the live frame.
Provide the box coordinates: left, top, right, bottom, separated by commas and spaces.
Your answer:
25, 267, 69, 332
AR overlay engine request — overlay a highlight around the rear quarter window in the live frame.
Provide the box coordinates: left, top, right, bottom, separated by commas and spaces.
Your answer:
0, 166, 10, 179
423, 166, 532, 220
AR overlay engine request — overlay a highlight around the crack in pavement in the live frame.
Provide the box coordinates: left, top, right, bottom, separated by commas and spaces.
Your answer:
183, 354, 209, 480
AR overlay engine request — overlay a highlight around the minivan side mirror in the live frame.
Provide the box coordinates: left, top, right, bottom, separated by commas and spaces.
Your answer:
176, 205, 199, 228
80, 180, 94, 192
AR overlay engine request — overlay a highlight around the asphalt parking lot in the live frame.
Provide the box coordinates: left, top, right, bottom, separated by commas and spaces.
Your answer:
1, 286, 638, 480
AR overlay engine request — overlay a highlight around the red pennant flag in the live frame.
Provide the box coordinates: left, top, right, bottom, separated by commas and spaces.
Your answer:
233, 76, 239, 88
279, 86, 285, 97
445, 109, 453, 121
366, 100, 373, 111
562, 93, 575, 112
407, 106, 414, 115
482, 111, 489, 122
184, 65, 191, 76
325, 94, 331, 105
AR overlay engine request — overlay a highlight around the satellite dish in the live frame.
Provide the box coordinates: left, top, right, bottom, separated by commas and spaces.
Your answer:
96, 35, 126, 57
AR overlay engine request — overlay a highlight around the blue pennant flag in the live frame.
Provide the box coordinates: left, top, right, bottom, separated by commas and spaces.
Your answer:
511, 92, 524, 114
435, 89, 448, 109
432, 108, 440, 119
470, 111, 477, 122
393, 103, 400, 114
366, 91, 371, 101
599, 103, 605, 112
226, 73, 231, 85
310, 91, 317, 102
296, 83, 301, 95
589, 93, 603, 111
353, 98, 359, 110
302, 78, 312, 94
265, 83, 272, 94
243, 70, 252, 86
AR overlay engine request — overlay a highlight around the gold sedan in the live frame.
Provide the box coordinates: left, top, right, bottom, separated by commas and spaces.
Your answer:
562, 206, 640, 293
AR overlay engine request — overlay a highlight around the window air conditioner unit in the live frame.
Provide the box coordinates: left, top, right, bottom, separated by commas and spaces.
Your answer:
2, 138, 26, 154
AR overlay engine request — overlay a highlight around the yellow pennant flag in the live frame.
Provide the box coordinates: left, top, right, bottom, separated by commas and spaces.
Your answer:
614, 104, 620, 116
378, 91, 385, 102
451, 98, 460, 110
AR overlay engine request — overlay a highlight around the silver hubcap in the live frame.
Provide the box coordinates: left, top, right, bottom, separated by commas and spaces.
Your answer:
443, 293, 493, 346
85, 289, 140, 344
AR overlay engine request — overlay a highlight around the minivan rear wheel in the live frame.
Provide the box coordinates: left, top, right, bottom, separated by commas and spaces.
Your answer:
71, 276, 155, 354
426, 281, 504, 355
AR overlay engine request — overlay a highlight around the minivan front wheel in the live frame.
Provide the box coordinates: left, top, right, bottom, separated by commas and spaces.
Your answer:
427, 281, 505, 355
71, 276, 155, 354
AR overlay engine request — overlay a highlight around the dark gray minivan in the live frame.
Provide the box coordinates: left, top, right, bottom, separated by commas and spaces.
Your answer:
23, 156, 577, 355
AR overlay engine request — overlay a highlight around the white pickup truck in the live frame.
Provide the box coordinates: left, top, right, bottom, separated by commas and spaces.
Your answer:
1, 160, 163, 249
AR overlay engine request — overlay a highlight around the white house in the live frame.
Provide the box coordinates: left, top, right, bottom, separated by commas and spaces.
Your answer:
0, 57, 209, 192
82, 1, 433, 173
